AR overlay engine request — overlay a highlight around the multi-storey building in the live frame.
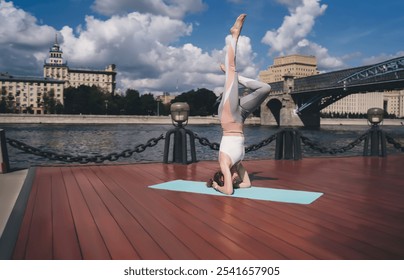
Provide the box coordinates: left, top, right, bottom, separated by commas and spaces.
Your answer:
0, 73, 64, 114
259, 54, 319, 83
384, 90, 404, 117
321, 92, 384, 115
321, 90, 404, 118
43, 37, 116, 94
260, 54, 403, 118
0, 36, 117, 114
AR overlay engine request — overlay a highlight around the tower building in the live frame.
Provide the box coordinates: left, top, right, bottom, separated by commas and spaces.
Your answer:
43, 35, 69, 81
43, 35, 116, 94
259, 54, 319, 83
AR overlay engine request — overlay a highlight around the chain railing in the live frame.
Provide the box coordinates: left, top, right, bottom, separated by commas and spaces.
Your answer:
6, 134, 165, 164
193, 133, 278, 153
300, 131, 370, 155
195, 129, 403, 156
4, 128, 404, 165
385, 134, 404, 152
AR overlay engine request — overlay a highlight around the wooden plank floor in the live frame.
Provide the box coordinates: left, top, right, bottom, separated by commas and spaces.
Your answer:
9, 155, 404, 260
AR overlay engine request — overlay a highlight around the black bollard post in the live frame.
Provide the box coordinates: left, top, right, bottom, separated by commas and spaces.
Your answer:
0, 129, 10, 173
363, 126, 387, 157
173, 128, 184, 163
275, 128, 302, 160
163, 127, 197, 164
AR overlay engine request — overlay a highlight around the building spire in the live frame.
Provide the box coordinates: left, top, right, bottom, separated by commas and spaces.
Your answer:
45, 34, 65, 66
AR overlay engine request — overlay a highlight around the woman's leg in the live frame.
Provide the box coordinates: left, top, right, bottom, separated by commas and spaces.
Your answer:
218, 14, 246, 122
215, 14, 247, 195
239, 76, 271, 121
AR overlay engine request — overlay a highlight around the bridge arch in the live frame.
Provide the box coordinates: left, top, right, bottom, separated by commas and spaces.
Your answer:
262, 55, 404, 127
260, 96, 282, 126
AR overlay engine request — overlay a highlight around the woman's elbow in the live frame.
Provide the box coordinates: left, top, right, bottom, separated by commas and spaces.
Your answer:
222, 187, 234, 195
237, 180, 251, 188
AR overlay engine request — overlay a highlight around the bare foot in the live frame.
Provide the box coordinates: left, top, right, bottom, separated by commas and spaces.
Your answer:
230, 14, 247, 38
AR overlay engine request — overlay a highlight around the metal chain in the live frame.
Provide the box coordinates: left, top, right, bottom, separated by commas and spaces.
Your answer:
193, 133, 278, 153
385, 134, 404, 152
193, 133, 220, 150
300, 131, 370, 154
6, 129, 402, 164
245, 133, 278, 153
6, 134, 165, 164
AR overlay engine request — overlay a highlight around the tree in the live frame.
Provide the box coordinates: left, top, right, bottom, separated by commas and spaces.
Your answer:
140, 93, 157, 115
0, 89, 7, 113
123, 89, 141, 115
63, 85, 106, 114
6, 92, 15, 113
171, 88, 217, 116
105, 93, 124, 115
60, 86, 218, 116
43, 89, 57, 114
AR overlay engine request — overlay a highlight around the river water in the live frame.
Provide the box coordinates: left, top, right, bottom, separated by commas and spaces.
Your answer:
1, 123, 404, 169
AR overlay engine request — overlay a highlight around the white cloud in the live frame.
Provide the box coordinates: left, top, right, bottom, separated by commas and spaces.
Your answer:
0, 0, 56, 74
59, 12, 219, 93
58, 10, 260, 94
291, 39, 344, 70
0, 0, 55, 47
362, 51, 404, 65
92, 0, 206, 19
261, 0, 344, 70
116, 34, 257, 94
262, 0, 327, 52
275, 0, 303, 10
0, 0, 259, 94
61, 13, 192, 64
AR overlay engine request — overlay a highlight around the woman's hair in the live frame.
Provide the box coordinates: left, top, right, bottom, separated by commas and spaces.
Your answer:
213, 170, 224, 186
211, 170, 241, 187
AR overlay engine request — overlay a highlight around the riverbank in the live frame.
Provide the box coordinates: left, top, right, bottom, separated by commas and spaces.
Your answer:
0, 114, 403, 126
320, 118, 404, 126
0, 114, 261, 125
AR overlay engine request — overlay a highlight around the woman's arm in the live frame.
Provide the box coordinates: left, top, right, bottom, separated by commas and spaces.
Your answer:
236, 163, 251, 188
212, 152, 234, 195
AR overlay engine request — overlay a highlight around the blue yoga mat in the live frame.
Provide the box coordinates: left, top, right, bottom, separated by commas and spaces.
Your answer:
148, 180, 323, 204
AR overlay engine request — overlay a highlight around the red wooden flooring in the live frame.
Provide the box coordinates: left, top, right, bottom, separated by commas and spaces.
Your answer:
10, 155, 404, 259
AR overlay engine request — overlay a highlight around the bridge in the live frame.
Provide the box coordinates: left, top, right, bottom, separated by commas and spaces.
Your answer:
260, 56, 404, 127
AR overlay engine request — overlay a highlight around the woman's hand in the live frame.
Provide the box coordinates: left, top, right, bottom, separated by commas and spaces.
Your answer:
212, 181, 220, 190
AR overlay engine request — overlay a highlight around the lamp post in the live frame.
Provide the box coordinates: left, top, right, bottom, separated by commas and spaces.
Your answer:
163, 102, 196, 164
363, 107, 386, 157
170, 102, 189, 127
0, 129, 10, 173
104, 100, 109, 115
367, 107, 384, 126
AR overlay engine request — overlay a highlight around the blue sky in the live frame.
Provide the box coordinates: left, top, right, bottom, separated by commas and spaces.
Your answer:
1, 0, 403, 94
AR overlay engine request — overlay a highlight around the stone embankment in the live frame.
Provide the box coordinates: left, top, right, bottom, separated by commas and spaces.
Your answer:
0, 114, 260, 125
320, 118, 404, 126
0, 114, 403, 126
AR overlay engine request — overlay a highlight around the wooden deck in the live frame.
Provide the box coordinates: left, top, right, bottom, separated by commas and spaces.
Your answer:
3, 155, 404, 260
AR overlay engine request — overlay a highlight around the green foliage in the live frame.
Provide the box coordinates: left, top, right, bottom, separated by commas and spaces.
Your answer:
171, 88, 218, 116
123, 89, 141, 115
1, 86, 217, 116
0, 89, 15, 113
61, 86, 217, 116
64, 85, 108, 114
140, 93, 156, 115
320, 111, 398, 119
42, 89, 57, 114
